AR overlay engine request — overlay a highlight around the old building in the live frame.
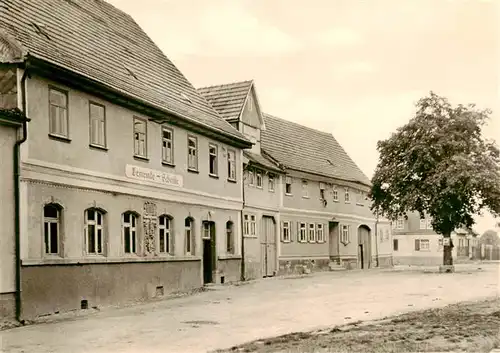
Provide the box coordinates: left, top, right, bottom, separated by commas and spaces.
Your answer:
198, 81, 284, 279
200, 80, 394, 276
0, 0, 252, 320
391, 212, 477, 265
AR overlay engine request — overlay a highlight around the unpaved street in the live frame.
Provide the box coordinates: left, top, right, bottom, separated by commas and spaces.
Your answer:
1, 264, 499, 353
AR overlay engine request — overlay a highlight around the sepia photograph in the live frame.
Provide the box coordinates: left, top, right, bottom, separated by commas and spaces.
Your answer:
0, 0, 499, 352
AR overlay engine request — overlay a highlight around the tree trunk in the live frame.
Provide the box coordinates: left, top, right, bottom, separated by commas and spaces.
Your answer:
443, 233, 453, 266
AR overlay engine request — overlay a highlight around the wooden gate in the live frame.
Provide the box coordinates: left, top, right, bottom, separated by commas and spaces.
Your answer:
261, 216, 277, 277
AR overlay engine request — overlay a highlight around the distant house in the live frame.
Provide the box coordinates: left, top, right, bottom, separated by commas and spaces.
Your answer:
391, 212, 478, 265
199, 80, 393, 276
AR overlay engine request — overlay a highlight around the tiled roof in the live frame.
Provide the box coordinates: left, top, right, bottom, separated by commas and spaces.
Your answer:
243, 151, 282, 173
0, 0, 249, 146
197, 81, 253, 121
261, 113, 371, 186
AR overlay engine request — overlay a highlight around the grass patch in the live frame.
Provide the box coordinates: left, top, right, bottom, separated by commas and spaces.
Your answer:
214, 298, 500, 353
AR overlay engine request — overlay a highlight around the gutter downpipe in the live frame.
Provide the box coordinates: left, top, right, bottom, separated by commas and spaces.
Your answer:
240, 164, 247, 282
15, 67, 29, 323
374, 209, 380, 268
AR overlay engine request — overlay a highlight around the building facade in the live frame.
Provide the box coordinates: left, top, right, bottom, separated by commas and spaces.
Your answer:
391, 212, 477, 265
1, 0, 252, 320
199, 81, 394, 277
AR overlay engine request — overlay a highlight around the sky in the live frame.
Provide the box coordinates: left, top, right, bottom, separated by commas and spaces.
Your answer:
108, 0, 499, 234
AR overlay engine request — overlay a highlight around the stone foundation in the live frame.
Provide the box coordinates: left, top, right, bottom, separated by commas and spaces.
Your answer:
278, 258, 330, 276
0, 292, 15, 319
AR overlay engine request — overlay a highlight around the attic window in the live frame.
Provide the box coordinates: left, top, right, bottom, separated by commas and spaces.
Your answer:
180, 93, 192, 104
124, 66, 138, 80
31, 22, 50, 40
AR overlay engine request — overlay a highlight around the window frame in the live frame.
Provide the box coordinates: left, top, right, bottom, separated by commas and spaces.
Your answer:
302, 180, 309, 198
316, 223, 324, 243
84, 208, 105, 256
248, 170, 255, 187
187, 135, 198, 172
397, 218, 404, 230
158, 214, 172, 255
43, 203, 62, 256
420, 239, 430, 251
89, 101, 106, 149
419, 218, 426, 230
250, 215, 256, 236
227, 149, 237, 181
208, 143, 218, 177
184, 217, 194, 255
48, 86, 70, 139
299, 222, 307, 243
226, 221, 234, 254
340, 224, 350, 245
161, 126, 174, 165
332, 186, 338, 201
268, 173, 275, 192
308, 223, 316, 243
285, 176, 292, 195
133, 116, 148, 159
282, 221, 291, 242
256, 170, 263, 188
426, 218, 432, 229
122, 211, 138, 255
344, 187, 350, 203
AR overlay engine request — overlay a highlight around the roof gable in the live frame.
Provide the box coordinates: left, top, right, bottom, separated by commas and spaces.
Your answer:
261, 113, 371, 186
0, 0, 249, 147
197, 80, 253, 122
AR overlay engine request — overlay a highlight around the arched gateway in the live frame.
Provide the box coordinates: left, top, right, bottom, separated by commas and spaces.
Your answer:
357, 225, 372, 269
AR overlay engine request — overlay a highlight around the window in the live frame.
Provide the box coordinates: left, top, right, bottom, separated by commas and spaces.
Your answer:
415, 239, 430, 251
158, 215, 171, 254
243, 215, 256, 237
43, 204, 61, 255
316, 223, 324, 243
308, 223, 315, 242
299, 222, 307, 242
250, 215, 256, 236
209, 143, 218, 176
282, 221, 290, 242
89, 102, 106, 147
133, 117, 147, 158
256, 170, 263, 188
162, 127, 174, 164
243, 215, 250, 236
438, 238, 443, 247
187, 136, 198, 171
49, 87, 69, 138
393, 239, 399, 251
185, 217, 193, 255
332, 186, 338, 201
85, 208, 104, 255
341, 224, 350, 244
426, 218, 432, 229
268, 174, 275, 192
344, 187, 350, 203
302, 180, 309, 198
397, 218, 404, 230
419, 218, 426, 230
122, 212, 137, 254
202, 222, 211, 239
248, 170, 255, 186
227, 150, 236, 181
285, 176, 292, 195
226, 221, 234, 254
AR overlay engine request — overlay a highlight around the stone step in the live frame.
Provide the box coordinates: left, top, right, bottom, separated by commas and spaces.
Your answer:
328, 262, 347, 271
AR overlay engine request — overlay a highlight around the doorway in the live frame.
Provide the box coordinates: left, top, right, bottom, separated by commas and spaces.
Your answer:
261, 216, 277, 277
202, 221, 216, 284
357, 225, 371, 269
328, 221, 339, 261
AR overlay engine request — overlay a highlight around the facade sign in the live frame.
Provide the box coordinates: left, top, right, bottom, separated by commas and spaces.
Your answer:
125, 165, 183, 188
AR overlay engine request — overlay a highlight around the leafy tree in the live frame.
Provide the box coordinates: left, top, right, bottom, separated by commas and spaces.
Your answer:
370, 92, 500, 267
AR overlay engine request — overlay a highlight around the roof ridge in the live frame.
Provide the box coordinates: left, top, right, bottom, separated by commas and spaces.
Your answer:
263, 112, 332, 137
197, 79, 253, 91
